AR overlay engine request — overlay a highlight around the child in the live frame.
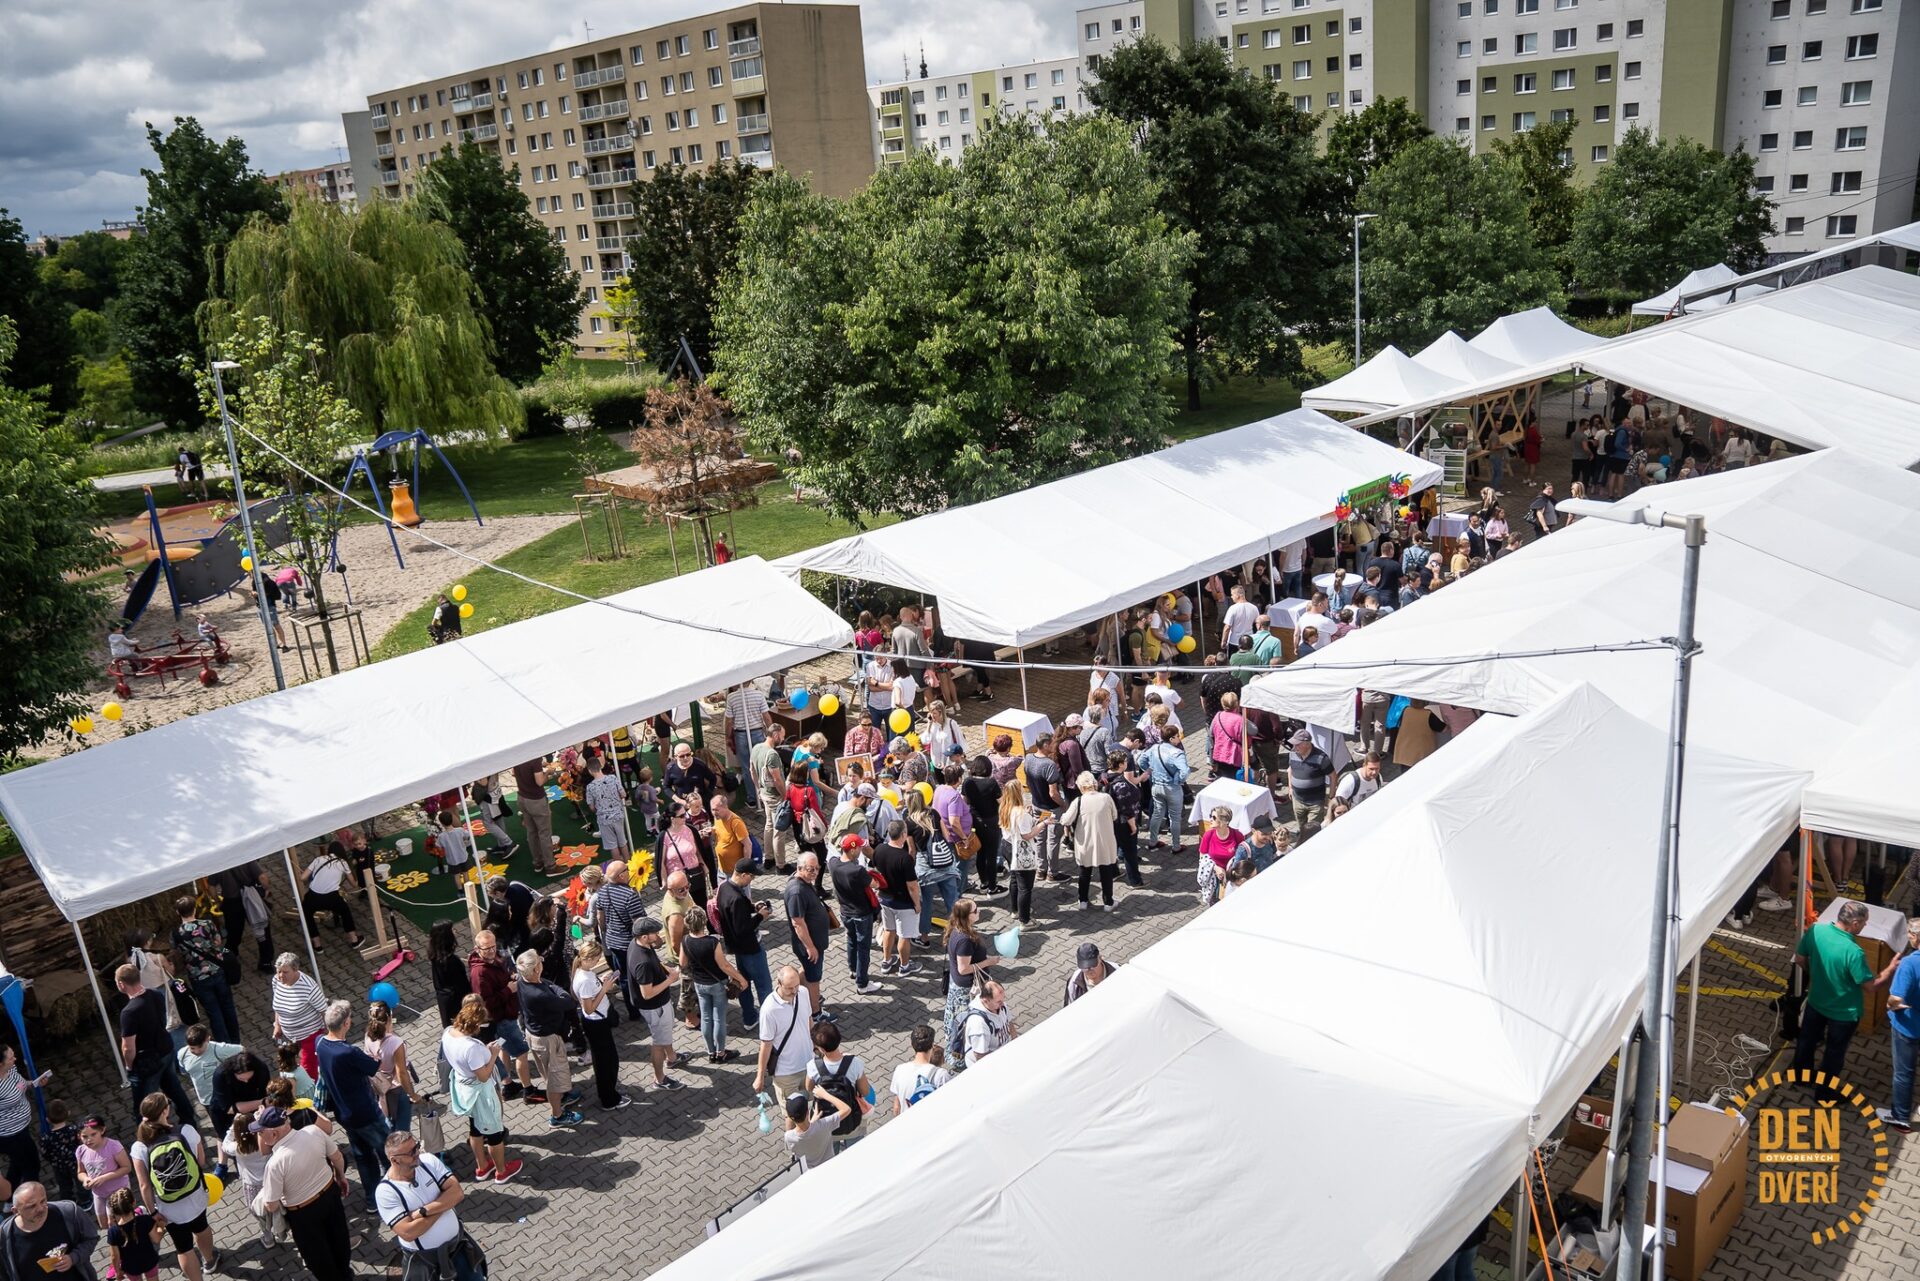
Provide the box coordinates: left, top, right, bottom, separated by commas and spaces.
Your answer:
782, 1087, 851, 1172
106, 1187, 164, 1281
432, 808, 475, 878
221, 1115, 284, 1249
274, 1042, 317, 1101
39, 1099, 80, 1203
630, 766, 660, 838
75, 1115, 132, 1230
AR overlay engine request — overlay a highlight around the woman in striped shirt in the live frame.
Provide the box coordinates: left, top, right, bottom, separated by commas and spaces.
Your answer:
268, 953, 328, 1078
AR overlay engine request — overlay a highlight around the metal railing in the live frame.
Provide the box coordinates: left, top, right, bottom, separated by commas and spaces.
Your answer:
728, 36, 761, 57
369, 112, 389, 130
375, 142, 394, 157
743, 150, 773, 168
460, 124, 498, 142
595, 236, 628, 252
379, 169, 400, 184
575, 65, 626, 89
585, 168, 636, 187
579, 100, 630, 123
584, 134, 634, 154
736, 113, 770, 133
591, 201, 635, 218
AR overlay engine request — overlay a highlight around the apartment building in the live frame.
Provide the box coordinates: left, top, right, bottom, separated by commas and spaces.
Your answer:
269, 161, 358, 209
869, 54, 1088, 167
344, 3, 870, 354
1089, 0, 1919, 256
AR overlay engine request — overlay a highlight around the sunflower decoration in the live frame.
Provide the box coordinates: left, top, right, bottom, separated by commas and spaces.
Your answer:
386, 870, 431, 893
555, 844, 598, 869
626, 848, 655, 895
1386, 472, 1412, 500
1333, 494, 1355, 521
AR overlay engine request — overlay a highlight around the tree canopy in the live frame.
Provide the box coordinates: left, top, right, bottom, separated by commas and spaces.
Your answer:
416, 142, 583, 385
1491, 118, 1582, 277
1326, 96, 1433, 216
119, 118, 285, 424
1568, 126, 1774, 300
205, 196, 521, 437
620, 160, 763, 377
714, 113, 1189, 526
1355, 135, 1561, 354
0, 210, 79, 408
1088, 37, 1342, 407
0, 319, 115, 758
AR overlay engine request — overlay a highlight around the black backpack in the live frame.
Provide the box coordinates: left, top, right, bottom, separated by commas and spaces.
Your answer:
810, 1055, 863, 1136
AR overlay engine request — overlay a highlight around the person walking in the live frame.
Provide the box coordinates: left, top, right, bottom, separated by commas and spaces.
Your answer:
0, 1046, 50, 1188
514, 952, 584, 1129
301, 842, 364, 948
362, 1001, 426, 1135
1143, 727, 1191, 854
129, 1093, 217, 1281
1284, 730, 1334, 839
680, 909, 747, 1064
169, 899, 240, 1046
942, 901, 997, 1058
1020, 734, 1069, 881
268, 953, 329, 1080
440, 997, 522, 1185
716, 865, 774, 1028
1063, 942, 1116, 1007
1061, 772, 1119, 912
1882, 919, 1920, 1133
314, 999, 390, 1213
781, 856, 836, 1019
752, 965, 815, 1105
625, 919, 688, 1093
248, 1106, 350, 1281
1792, 900, 1878, 1103
961, 981, 1015, 1069
752, 724, 797, 873
569, 941, 629, 1112
998, 780, 1048, 926
828, 836, 884, 995
115, 965, 197, 1131
872, 821, 923, 977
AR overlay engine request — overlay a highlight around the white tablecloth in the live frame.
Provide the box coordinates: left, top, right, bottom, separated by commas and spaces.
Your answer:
1427, 513, 1470, 540
1311, 572, 1339, 595
1186, 776, 1278, 833
1267, 597, 1313, 628
983, 708, 1053, 756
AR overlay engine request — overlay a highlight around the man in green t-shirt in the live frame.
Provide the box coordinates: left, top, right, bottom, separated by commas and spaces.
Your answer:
1792, 900, 1877, 1102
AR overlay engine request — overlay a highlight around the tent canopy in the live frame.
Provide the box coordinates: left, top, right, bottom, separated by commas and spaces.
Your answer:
774, 410, 1439, 647
1466, 305, 1602, 366
1633, 263, 1773, 316
652, 684, 1805, 1281
1301, 345, 1465, 415
0, 557, 851, 922
1412, 330, 1520, 385
1244, 449, 1920, 835
1672, 220, 1920, 311
1801, 667, 1920, 846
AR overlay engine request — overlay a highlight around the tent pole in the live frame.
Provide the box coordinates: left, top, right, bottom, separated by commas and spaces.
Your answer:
604, 726, 641, 869
282, 848, 322, 978
1684, 950, 1701, 1090
1510, 1174, 1530, 1275
73, 920, 128, 1087
1017, 647, 1030, 709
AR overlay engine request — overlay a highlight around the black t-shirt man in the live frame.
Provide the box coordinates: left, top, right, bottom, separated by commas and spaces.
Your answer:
716, 878, 764, 956
626, 941, 671, 1011
1365, 556, 1403, 597
118, 989, 170, 1071
783, 877, 832, 956
871, 841, 918, 911
3, 1210, 85, 1281
829, 859, 875, 920
519, 977, 573, 1038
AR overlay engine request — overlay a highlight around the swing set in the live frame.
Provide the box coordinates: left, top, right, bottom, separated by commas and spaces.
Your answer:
332, 428, 484, 569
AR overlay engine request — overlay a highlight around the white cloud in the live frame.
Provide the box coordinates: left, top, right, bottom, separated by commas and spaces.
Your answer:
0, 0, 1078, 236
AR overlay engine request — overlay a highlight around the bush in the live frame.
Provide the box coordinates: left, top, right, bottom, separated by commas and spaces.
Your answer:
516, 371, 664, 438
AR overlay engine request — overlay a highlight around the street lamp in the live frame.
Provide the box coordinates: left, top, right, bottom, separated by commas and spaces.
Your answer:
1560, 496, 1705, 1281
209, 359, 288, 693
1352, 212, 1378, 362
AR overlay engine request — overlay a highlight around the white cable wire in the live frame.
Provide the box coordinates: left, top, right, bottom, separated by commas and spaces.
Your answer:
231, 417, 1674, 677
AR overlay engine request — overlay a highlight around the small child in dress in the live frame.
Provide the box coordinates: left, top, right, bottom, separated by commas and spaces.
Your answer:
630, 766, 660, 837
432, 809, 475, 878
223, 1115, 285, 1249
39, 1099, 80, 1203
74, 1114, 132, 1230
106, 1187, 164, 1281
275, 1042, 317, 1100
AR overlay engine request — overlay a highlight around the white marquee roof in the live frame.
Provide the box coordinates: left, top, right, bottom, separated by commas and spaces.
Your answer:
1466, 305, 1602, 366
1633, 263, 1774, 317
1301, 345, 1465, 415
1412, 330, 1521, 385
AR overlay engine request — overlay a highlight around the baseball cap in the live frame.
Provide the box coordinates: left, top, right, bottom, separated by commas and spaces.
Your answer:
633, 916, 664, 938
1289, 729, 1313, 745
945, 742, 965, 755
838, 833, 868, 851
1250, 814, 1275, 833
249, 1106, 290, 1133
1075, 942, 1102, 969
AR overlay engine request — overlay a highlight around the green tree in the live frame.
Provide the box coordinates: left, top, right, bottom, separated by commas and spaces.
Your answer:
0, 319, 115, 757
73, 353, 135, 435
0, 210, 79, 408
119, 118, 286, 424
206, 196, 521, 437
1087, 38, 1341, 408
715, 114, 1188, 526
1568, 126, 1774, 300
1492, 118, 1583, 274
1356, 135, 1561, 354
195, 316, 363, 674
416, 142, 583, 386
1325, 96, 1433, 214
620, 160, 762, 377
40, 231, 136, 314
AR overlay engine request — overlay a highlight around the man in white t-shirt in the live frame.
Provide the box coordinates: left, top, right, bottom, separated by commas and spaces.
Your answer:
1335, 751, 1384, 806
377, 1129, 471, 1265
890, 1024, 951, 1113
1219, 585, 1262, 652
962, 981, 1015, 1068
1280, 538, 1308, 598
752, 964, 814, 1103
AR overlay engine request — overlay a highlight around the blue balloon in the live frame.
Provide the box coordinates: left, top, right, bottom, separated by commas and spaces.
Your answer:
369, 981, 400, 1009
993, 925, 1022, 958
1167, 622, 1186, 643
791, 687, 811, 710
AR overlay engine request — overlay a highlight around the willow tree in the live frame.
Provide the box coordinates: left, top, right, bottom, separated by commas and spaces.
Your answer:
203, 195, 521, 438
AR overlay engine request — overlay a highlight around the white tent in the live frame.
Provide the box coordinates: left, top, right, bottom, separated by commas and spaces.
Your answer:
1632, 263, 1773, 317
1412, 330, 1520, 385
1301, 345, 1465, 415
0, 556, 852, 922
1670, 220, 1920, 311
774, 410, 1439, 646
1801, 667, 1920, 846
1466, 305, 1603, 366
1244, 449, 1920, 806
652, 684, 1806, 1281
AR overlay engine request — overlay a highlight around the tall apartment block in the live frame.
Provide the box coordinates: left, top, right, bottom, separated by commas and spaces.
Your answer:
344, 4, 870, 355
269, 162, 358, 209
869, 54, 1088, 167
1081, 0, 1919, 257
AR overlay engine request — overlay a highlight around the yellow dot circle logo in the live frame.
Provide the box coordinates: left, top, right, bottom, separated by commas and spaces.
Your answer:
1725, 1068, 1887, 1244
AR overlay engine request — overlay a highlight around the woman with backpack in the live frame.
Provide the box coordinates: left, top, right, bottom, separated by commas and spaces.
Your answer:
130, 1092, 218, 1280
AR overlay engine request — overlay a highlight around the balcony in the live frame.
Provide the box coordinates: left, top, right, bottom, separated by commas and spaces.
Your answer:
728, 36, 761, 58
375, 142, 394, 158
595, 235, 628, 252
591, 201, 634, 218
369, 111, 389, 130
586, 167, 637, 188
575, 65, 626, 89
379, 168, 399, 185
729, 56, 764, 96
584, 134, 634, 155
460, 124, 498, 142
736, 113, 770, 134
579, 100, 630, 123
453, 91, 493, 113
743, 151, 774, 169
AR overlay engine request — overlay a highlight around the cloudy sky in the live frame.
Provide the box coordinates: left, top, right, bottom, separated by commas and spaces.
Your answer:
0, 0, 1077, 236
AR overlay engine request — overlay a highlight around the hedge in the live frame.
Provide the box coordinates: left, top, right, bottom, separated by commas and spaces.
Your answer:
516, 371, 666, 438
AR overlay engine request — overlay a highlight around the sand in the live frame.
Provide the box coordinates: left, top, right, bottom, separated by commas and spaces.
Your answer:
35, 513, 573, 756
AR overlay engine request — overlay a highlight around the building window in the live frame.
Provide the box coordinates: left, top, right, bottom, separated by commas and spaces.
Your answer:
1553, 28, 1577, 51
1485, 37, 1499, 53
532, 68, 543, 86
573, 193, 584, 210
1267, 30, 1284, 47
1515, 33, 1537, 54
1552, 67, 1575, 89
658, 40, 671, 59
670, 146, 683, 163
1846, 34, 1878, 59
1793, 129, 1813, 148
1458, 78, 1473, 95
1790, 174, 1810, 191
643, 150, 656, 168
1831, 170, 1862, 193
959, 107, 971, 122
914, 112, 926, 126
1551, 107, 1575, 123
560, 95, 571, 113
688, 143, 703, 162
1597, 22, 1613, 40
1771, 0, 1791, 15
1325, 55, 1338, 72
1842, 80, 1872, 105
1763, 89, 1783, 108
1755, 175, 1776, 192
685, 107, 699, 127
534, 196, 547, 212
1024, 72, 1038, 88
1595, 64, 1613, 81
937, 109, 949, 125
1456, 116, 1472, 132
1827, 215, 1858, 237
1293, 60, 1312, 78
1517, 0, 1538, 11
704, 27, 719, 50
1759, 133, 1779, 151
662, 77, 674, 96
1594, 103, 1610, 122
1458, 40, 1472, 57
1592, 145, 1609, 162
1292, 24, 1310, 42
1484, 75, 1499, 92
639, 116, 652, 135
1767, 44, 1787, 64
1003, 76, 1014, 91
1836, 125, 1868, 149
1513, 111, 1536, 131
1350, 53, 1363, 69
1295, 94, 1313, 111
666, 111, 679, 130
1852, 0, 1883, 10
675, 35, 690, 56
717, 140, 732, 159
1798, 86, 1818, 106
1485, 0, 1499, 10
1626, 18, 1644, 36
1052, 68, 1066, 84
635, 82, 648, 99
709, 67, 724, 87
554, 227, 566, 242
1350, 16, 1363, 31
939, 136, 952, 150
1515, 72, 1537, 93
1622, 101, 1639, 118
630, 46, 645, 65
1086, 21, 1100, 39
714, 104, 727, 123
1624, 60, 1641, 79
1326, 18, 1339, 35
680, 71, 695, 92
935, 85, 947, 101
1237, 32, 1251, 47
1803, 40, 1823, 60
1482, 114, 1497, 130
1785, 217, 1805, 235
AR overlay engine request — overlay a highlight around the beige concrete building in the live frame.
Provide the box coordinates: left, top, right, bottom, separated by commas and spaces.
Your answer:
345, 3, 872, 355
269, 162, 358, 209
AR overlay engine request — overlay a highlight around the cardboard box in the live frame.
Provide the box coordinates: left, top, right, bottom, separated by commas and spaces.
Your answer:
1571, 1103, 1748, 1281
1566, 1092, 1617, 1154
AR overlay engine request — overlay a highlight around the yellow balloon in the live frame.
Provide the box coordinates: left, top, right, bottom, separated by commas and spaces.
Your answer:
1177, 635, 1197, 654
239, 556, 253, 572
458, 602, 474, 618
70, 716, 95, 736
880, 788, 901, 806
451, 584, 468, 602
889, 709, 911, 734
101, 701, 124, 722
204, 1172, 225, 1207
818, 694, 841, 716
906, 732, 922, 750
915, 782, 934, 804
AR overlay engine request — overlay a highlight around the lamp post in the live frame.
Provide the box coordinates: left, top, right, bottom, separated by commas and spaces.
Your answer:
1560, 496, 1706, 1281
210, 360, 288, 694
1352, 212, 1377, 362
